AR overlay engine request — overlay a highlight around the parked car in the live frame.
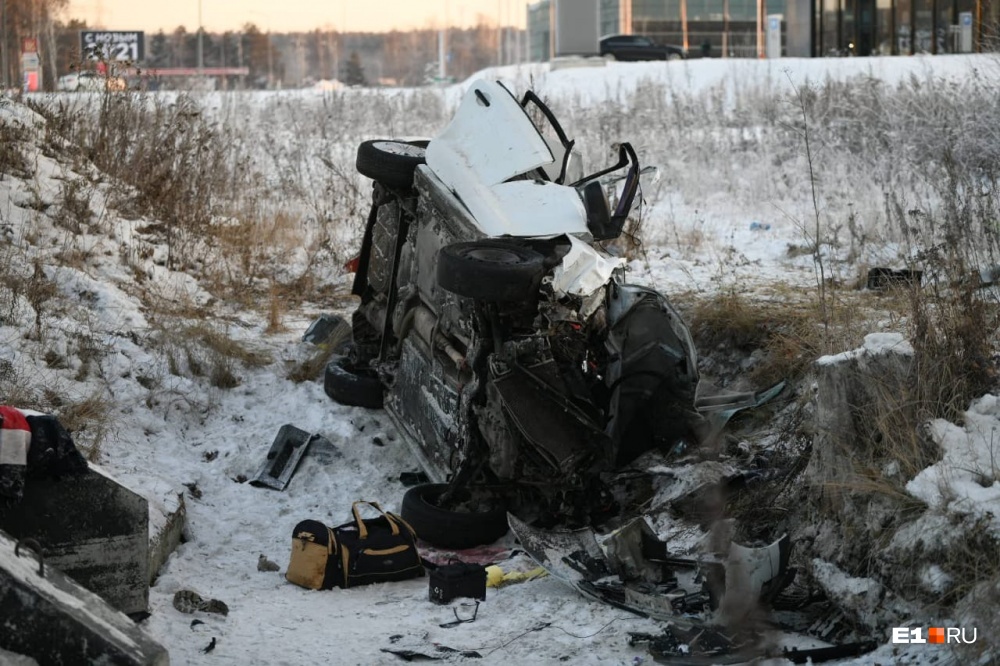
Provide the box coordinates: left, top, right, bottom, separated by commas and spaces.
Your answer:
328, 80, 704, 547
600, 34, 687, 61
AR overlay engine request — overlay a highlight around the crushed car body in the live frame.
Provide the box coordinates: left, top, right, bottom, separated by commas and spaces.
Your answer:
335, 78, 705, 531
319, 80, 874, 661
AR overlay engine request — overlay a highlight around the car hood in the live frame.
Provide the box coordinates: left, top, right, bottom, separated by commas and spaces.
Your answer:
425, 80, 590, 239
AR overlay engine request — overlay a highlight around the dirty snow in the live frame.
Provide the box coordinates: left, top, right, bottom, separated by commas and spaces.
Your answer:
909, 395, 1000, 524
2, 54, 999, 666
816, 332, 915, 366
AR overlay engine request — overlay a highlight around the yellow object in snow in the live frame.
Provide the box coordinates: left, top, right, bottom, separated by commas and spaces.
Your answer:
485, 565, 548, 588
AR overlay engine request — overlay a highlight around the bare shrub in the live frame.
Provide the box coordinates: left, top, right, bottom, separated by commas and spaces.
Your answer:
56, 392, 114, 462
0, 109, 30, 180
51, 177, 94, 233
149, 321, 272, 391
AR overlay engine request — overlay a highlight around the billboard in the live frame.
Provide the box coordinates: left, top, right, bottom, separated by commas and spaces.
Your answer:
80, 31, 145, 62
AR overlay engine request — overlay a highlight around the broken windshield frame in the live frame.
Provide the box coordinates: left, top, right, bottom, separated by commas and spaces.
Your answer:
519, 90, 576, 185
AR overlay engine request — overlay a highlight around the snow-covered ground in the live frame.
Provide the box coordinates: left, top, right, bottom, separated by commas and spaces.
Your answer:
3, 53, 1000, 665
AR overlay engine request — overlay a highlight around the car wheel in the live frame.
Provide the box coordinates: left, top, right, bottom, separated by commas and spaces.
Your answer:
355, 139, 427, 190
323, 354, 383, 409
400, 483, 509, 549
667, 53, 683, 61
437, 240, 545, 302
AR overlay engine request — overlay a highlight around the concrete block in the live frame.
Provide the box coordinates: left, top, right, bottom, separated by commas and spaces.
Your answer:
0, 528, 169, 665
139, 474, 187, 585
0, 463, 149, 615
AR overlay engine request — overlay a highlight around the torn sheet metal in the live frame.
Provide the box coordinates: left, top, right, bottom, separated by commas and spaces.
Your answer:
509, 513, 793, 627
551, 235, 625, 298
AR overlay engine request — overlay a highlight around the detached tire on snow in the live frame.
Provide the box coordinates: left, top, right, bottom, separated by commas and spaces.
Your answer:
400, 483, 509, 549
324, 355, 383, 409
355, 139, 427, 190
436, 240, 545, 302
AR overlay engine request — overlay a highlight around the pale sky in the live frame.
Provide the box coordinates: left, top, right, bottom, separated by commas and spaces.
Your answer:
66, 0, 535, 33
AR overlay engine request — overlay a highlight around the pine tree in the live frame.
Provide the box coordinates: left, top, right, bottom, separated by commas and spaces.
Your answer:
344, 51, 366, 86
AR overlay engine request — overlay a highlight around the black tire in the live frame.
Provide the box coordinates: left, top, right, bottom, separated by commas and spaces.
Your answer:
437, 240, 545, 302
356, 139, 427, 190
400, 483, 509, 549
324, 354, 383, 409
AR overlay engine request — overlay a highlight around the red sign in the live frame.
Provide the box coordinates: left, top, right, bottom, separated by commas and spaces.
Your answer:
21, 37, 38, 54
23, 71, 39, 92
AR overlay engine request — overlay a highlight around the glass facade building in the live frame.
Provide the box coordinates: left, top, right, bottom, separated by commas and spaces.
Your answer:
527, 0, 787, 58
814, 0, 993, 54
527, 0, 995, 59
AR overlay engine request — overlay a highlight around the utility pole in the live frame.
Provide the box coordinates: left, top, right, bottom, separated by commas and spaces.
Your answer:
197, 0, 204, 76
237, 32, 244, 88
1, 0, 7, 88
267, 31, 273, 88
438, 0, 448, 81
497, 0, 502, 65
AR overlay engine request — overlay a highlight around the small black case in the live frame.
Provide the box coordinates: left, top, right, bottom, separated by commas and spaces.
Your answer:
428, 561, 487, 604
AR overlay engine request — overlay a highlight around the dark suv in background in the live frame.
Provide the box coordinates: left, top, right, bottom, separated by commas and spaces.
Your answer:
600, 34, 687, 61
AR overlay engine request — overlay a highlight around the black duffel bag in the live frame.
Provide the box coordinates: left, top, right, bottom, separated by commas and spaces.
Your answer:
334, 501, 424, 588
287, 501, 423, 590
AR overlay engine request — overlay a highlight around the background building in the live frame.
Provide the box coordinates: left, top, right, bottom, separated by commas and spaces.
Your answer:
528, 0, 994, 59
815, 0, 994, 54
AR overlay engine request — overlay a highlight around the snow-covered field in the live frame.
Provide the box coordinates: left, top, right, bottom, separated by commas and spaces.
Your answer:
3, 53, 1000, 665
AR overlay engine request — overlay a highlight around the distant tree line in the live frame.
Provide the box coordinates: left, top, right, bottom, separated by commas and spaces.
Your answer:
1, 0, 68, 88
2, 8, 525, 90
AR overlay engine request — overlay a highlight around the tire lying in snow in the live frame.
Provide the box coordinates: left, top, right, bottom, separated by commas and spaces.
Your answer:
355, 139, 427, 190
436, 240, 546, 302
400, 483, 509, 549
324, 355, 383, 409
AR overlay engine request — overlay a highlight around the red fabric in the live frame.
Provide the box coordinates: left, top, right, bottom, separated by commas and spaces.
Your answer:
0, 406, 29, 433
0, 405, 30, 473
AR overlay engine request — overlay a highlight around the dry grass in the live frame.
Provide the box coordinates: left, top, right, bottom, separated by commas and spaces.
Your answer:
150, 322, 273, 390
685, 285, 878, 387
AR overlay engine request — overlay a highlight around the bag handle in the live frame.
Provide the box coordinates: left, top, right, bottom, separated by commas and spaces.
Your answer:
351, 501, 400, 539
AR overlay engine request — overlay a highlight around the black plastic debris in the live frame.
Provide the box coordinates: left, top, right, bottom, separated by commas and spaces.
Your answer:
630, 626, 761, 665
302, 314, 351, 346
781, 641, 878, 664
399, 471, 430, 487
381, 645, 483, 661
866, 267, 922, 291
250, 425, 330, 491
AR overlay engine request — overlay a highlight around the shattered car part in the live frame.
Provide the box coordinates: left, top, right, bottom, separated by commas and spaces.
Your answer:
249, 425, 328, 491
507, 514, 792, 625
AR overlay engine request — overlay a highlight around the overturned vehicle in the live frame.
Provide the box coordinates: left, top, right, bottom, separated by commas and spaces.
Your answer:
328, 80, 706, 548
